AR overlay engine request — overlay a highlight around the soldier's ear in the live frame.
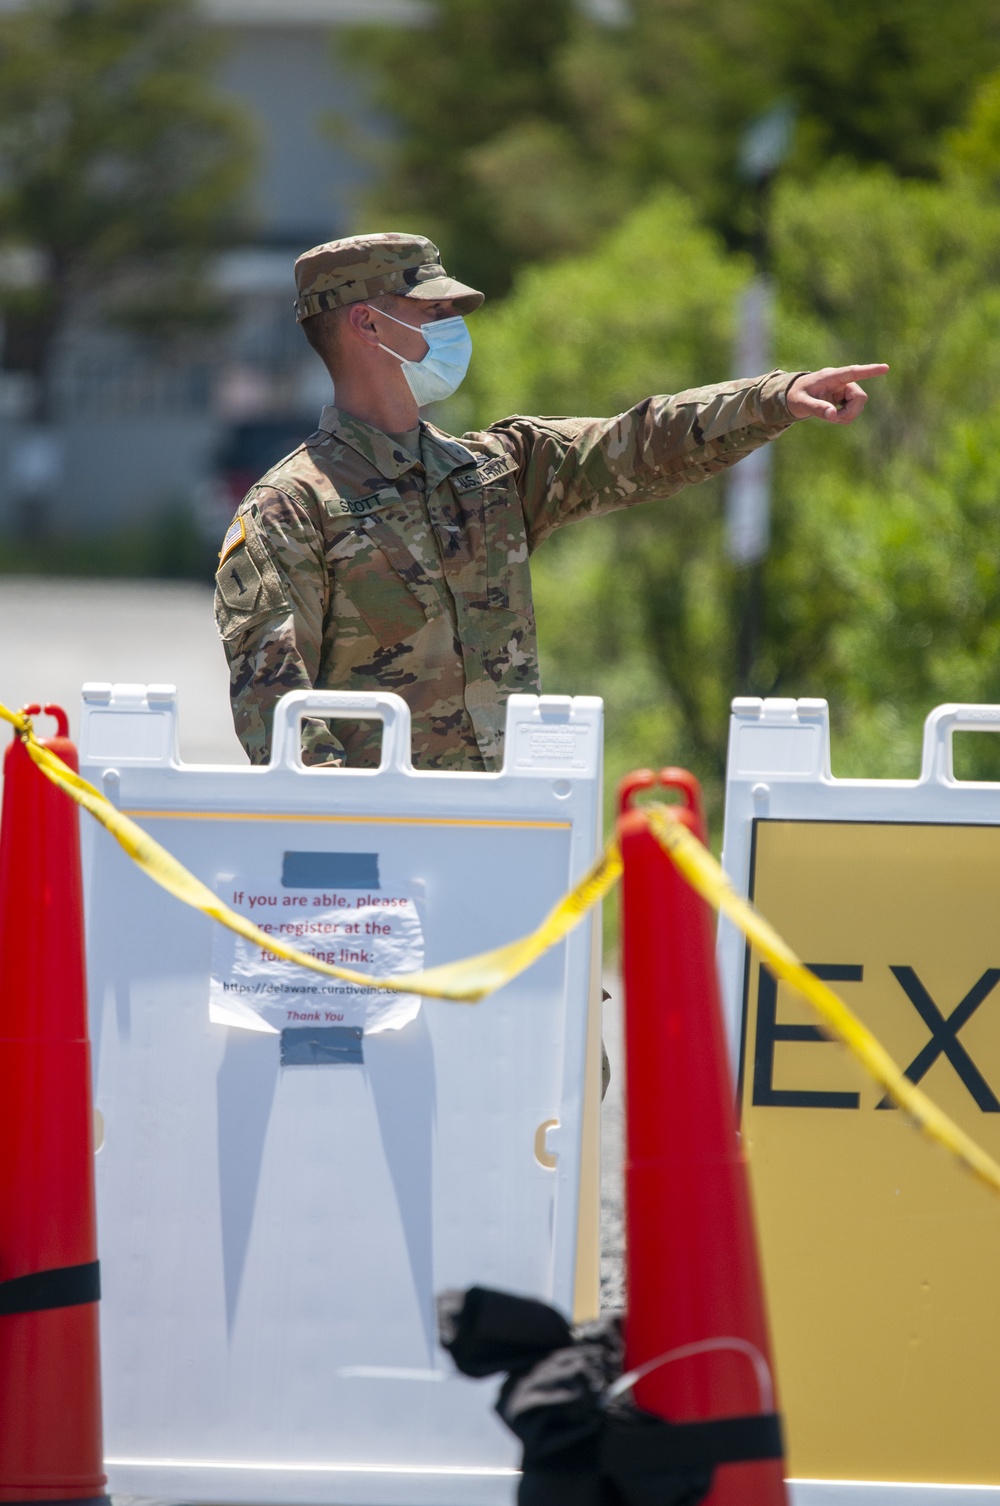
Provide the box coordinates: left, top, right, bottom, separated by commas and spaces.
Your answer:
345, 302, 380, 348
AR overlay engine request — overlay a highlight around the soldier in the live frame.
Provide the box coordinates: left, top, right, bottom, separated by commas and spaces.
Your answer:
215, 232, 886, 770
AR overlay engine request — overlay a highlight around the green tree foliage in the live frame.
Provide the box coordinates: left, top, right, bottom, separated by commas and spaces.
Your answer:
764, 169, 1000, 775
453, 168, 1000, 813
456, 190, 746, 418
763, 0, 1000, 179
0, 0, 253, 417
342, 0, 581, 297
346, 0, 1000, 291
942, 66, 1000, 191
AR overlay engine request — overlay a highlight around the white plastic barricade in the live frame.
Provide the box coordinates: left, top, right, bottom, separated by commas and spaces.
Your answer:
80, 685, 605, 1506
719, 698, 1000, 1506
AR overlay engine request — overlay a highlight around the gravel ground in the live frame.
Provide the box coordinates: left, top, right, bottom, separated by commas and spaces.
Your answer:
0, 575, 626, 1304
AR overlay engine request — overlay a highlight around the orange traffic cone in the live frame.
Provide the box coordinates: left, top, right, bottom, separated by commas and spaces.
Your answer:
618, 768, 786, 1506
0, 706, 106, 1503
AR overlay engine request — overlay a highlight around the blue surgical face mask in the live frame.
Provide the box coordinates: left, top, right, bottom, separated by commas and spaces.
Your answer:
368, 304, 473, 406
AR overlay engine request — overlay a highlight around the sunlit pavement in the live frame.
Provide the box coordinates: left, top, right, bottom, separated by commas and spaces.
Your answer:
0, 577, 243, 763
0, 575, 626, 1311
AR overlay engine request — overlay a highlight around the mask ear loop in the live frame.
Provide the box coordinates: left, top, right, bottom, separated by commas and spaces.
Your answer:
365, 304, 421, 365
366, 302, 419, 330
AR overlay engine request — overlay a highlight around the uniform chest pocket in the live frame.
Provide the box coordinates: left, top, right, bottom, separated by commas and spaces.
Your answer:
326, 518, 439, 649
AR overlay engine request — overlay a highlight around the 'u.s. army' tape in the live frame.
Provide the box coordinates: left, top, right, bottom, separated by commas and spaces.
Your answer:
4, 699, 1000, 1198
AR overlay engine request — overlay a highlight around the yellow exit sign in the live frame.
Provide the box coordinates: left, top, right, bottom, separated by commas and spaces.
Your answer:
741, 819, 1000, 1484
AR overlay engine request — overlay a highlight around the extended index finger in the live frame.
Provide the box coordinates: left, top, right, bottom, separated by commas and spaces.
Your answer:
834, 363, 889, 380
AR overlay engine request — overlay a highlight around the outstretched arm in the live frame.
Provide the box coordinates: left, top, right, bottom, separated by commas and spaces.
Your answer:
487, 363, 889, 550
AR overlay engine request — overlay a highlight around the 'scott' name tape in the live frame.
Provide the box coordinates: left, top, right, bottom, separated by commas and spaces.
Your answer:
4, 700, 1000, 1199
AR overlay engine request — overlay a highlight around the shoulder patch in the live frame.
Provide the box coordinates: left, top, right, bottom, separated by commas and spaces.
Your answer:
451, 452, 518, 493
216, 549, 262, 613
219, 515, 246, 564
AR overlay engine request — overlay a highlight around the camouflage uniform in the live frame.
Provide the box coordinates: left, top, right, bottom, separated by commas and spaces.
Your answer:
215, 235, 800, 770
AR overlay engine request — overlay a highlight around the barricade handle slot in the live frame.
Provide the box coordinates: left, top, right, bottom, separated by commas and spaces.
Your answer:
268, 689, 413, 774
920, 703, 1000, 785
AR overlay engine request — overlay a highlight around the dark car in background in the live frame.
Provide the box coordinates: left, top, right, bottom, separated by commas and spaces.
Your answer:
214, 417, 314, 516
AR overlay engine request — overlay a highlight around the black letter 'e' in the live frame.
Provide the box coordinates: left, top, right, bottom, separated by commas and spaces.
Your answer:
752, 963, 862, 1109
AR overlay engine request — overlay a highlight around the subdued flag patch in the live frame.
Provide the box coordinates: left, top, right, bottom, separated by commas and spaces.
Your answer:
219, 515, 246, 563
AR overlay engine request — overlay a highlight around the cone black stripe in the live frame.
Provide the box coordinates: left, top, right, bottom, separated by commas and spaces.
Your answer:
0, 1260, 100, 1316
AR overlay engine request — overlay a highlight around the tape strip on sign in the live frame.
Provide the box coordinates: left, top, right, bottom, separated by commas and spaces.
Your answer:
644, 803, 1000, 1200
4, 700, 1000, 1197
0, 702, 621, 1005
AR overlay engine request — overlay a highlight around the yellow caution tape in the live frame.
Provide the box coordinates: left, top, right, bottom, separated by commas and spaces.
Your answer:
4, 699, 1000, 1195
0, 703, 620, 1003
645, 803, 1000, 1198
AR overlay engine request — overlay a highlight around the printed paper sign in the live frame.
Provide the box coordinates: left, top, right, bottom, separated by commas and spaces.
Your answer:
209, 877, 424, 1035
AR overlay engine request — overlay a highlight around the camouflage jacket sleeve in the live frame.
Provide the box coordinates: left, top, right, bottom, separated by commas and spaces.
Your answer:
214, 487, 343, 765
487, 369, 801, 549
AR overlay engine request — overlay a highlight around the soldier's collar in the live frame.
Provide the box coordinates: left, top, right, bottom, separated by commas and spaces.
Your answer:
318, 404, 423, 479
419, 421, 479, 491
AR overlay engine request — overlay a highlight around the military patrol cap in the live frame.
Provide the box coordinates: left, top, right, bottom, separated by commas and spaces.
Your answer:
293, 233, 484, 323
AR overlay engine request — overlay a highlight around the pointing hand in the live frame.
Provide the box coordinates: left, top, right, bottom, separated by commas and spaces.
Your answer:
786, 364, 889, 424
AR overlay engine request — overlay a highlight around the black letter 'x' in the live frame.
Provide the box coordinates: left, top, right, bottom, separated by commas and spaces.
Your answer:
877, 966, 1000, 1112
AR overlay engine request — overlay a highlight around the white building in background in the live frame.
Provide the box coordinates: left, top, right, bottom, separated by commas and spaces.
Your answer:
212, 0, 431, 248
0, 0, 429, 541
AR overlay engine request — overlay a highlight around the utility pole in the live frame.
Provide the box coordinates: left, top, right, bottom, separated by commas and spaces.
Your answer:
727, 102, 794, 693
